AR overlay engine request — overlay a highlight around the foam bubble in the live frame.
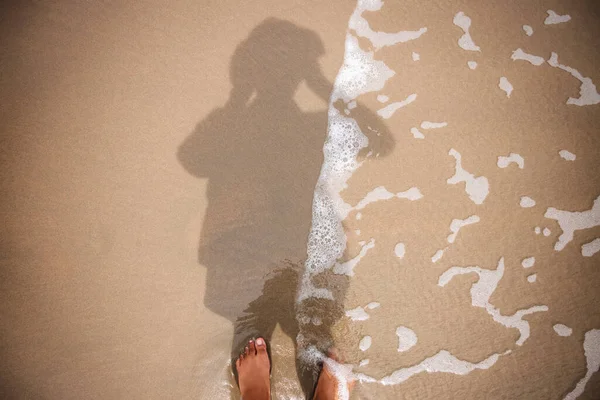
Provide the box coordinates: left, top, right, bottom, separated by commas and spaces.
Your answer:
333, 238, 375, 276
511, 48, 545, 66
411, 127, 425, 139
559, 150, 576, 161
396, 326, 418, 352
544, 195, 600, 250
377, 93, 417, 119
521, 257, 535, 268
394, 242, 406, 259
499, 77, 513, 97
548, 52, 600, 106
582, 238, 600, 257
359, 336, 372, 351
544, 10, 571, 25
439, 258, 548, 346
520, 196, 536, 208
447, 148, 490, 205
553, 324, 573, 337
421, 121, 447, 129
563, 329, 600, 400
447, 215, 480, 243
497, 153, 524, 169
453, 12, 480, 52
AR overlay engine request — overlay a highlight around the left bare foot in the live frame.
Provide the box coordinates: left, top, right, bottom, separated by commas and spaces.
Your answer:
235, 338, 271, 400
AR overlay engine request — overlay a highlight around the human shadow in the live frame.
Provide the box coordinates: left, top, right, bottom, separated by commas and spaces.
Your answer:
178, 18, 394, 398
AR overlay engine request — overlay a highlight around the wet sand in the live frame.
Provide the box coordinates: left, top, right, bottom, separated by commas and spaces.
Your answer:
2, 0, 600, 399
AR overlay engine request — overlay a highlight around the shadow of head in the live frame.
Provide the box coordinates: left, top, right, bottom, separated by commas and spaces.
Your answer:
229, 17, 327, 105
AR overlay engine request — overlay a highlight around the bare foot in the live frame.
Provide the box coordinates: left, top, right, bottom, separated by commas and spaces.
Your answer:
313, 352, 353, 400
235, 337, 271, 400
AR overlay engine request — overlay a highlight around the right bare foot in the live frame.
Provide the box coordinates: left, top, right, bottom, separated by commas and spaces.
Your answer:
312, 352, 353, 400
235, 337, 271, 400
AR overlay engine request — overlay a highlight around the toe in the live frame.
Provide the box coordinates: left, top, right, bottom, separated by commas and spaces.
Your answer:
256, 337, 267, 354
236, 356, 242, 369
244, 346, 250, 357
248, 340, 257, 355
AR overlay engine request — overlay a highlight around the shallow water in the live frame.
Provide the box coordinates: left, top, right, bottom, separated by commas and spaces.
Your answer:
2, 0, 600, 399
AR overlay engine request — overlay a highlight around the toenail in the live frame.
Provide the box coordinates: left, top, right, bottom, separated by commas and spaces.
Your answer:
257, 338, 264, 345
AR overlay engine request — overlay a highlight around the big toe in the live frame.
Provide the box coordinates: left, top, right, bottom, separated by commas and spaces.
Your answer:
256, 337, 267, 355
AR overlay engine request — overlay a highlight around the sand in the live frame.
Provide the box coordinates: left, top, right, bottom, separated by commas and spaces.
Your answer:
1, 0, 600, 399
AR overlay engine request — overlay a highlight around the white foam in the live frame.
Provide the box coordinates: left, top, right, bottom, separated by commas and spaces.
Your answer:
499, 77, 513, 98
345, 306, 370, 321
412, 52, 420, 61
421, 121, 448, 129
394, 243, 406, 259
511, 48, 545, 66
297, 0, 405, 369
346, 301, 379, 322
521, 257, 535, 268
559, 150, 576, 161
544, 195, 600, 251
497, 153, 525, 169
527, 274, 537, 283
439, 258, 548, 345
347, 100, 357, 110
582, 238, 600, 257
543, 227, 551, 237
396, 326, 418, 352
377, 93, 417, 119
520, 196, 536, 208
359, 359, 370, 367
447, 215, 480, 243
523, 25, 534, 36
453, 12, 480, 52
349, 0, 427, 50
468, 61, 477, 70
298, 12, 399, 302
553, 324, 573, 337
355, 229, 361, 236
548, 52, 600, 106
544, 10, 571, 25
411, 127, 425, 139
447, 148, 490, 205
354, 186, 423, 210
535, 227, 541, 235
359, 336, 372, 351
377, 94, 389, 103
564, 329, 600, 400
334, 35, 396, 103
356, 212, 362, 220
333, 238, 375, 276
431, 249, 445, 263
380, 350, 500, 385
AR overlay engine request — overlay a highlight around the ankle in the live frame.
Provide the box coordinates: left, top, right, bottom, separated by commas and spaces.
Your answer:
241, 385, 270, 400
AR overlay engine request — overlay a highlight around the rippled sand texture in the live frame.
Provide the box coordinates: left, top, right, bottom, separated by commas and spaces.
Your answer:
1, 0, 599, 399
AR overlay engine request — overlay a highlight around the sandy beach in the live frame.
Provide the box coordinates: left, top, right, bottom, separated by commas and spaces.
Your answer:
2, 1, 599, 399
